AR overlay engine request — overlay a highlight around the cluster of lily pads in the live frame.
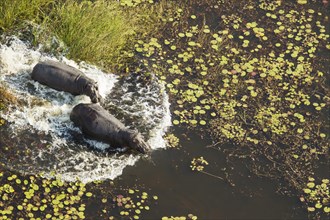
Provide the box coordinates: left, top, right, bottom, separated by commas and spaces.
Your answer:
302, 177, 329, 213
110, 189, 158, 219
190, 157, 209, 172
128, 0, 329, 216
0, 96, 158, 219
190, 156, 227, 183
119, 0, 154, 7
134, 10, 225, 127
164, 133, 180, 148
0, 165, 160, 219
161, 214, 198, 220
0, 0, 329, 218
0, 170, 92, 219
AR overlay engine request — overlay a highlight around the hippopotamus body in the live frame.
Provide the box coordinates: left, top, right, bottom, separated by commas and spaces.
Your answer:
31, 60, 101, 103
70, 103, 151, 154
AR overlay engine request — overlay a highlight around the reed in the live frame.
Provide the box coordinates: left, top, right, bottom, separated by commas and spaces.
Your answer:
1, 0, 171, 72
46, 0, 140, 71
0, 0, 53, 31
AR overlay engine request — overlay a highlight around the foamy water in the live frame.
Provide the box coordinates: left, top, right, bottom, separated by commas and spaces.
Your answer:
0, 36, 171, 183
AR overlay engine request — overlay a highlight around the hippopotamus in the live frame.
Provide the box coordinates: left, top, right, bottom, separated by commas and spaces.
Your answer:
31, 60, 101, 103
70, 103, 151, 154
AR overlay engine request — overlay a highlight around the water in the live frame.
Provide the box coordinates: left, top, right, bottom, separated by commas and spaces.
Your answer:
114, 128, 307, 219
0, 37, 308, 219
0, 36, 171, 183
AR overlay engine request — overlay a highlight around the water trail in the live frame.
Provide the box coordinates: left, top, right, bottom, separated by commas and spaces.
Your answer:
0, 36, 171, 183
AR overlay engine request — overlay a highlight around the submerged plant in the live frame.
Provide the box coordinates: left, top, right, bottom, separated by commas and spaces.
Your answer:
110, 189, 158, 219
0, 0, 329, 219
128, 0, 329, 217
119, 0, 154, 7
0, 171, 92, 219
162, 214, 198, 220
190, 157, 229, 183
164, 134, 180, 148
302, 178, 330, 214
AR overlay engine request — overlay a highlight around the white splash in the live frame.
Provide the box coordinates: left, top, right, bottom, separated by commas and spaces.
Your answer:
148, 84, 172, 149
0, 36, 171, 183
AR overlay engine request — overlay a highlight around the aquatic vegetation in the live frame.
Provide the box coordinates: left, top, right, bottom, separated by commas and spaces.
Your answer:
162, 214, 198, 220
0, 171, 91, 219
133, 15, 229, 127
164, 133, 180, 148
119, 0, 154, 7
259, 0, 282, 11
128, 0, 329, 217
45, 0, 177, 72
109, 189, 158, 219
301, 177, 330, 213
0, 168, 160, 219
190, 157, 229, 183
190, 157, 209, 172
1, 0, 169, 72
0, 0, 329, 218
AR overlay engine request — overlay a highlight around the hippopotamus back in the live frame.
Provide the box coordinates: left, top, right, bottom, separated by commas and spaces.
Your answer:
70, 103, 151, 153
31, 60, 101, 103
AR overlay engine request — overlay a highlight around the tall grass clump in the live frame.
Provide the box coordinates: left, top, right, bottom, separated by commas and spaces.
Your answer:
0, 0, 53, 32
47, 0, 141, 71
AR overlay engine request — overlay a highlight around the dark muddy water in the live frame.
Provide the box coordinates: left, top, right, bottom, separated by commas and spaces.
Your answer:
115, 127, 307, 220
0, 37, 311, 220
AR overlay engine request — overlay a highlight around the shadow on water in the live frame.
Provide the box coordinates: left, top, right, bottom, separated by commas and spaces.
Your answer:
115, 127, 307, 220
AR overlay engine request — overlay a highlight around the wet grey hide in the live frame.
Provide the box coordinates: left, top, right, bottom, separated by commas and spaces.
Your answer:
70, 103, 151, 154
31, 60, 102, 103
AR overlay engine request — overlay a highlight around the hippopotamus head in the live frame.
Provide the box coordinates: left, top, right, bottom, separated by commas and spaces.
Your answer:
85, 82, 102, 103
125, 130, 151, 154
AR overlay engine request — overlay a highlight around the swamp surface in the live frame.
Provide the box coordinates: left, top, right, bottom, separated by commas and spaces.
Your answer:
0, 0, 329, 219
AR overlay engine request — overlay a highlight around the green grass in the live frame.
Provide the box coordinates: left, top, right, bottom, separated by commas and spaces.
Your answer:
46, 0, 135, 71
44, 0, 170, 72
2, 0, 328, 218
1, 0, 168, 72
0, 0, 53, 31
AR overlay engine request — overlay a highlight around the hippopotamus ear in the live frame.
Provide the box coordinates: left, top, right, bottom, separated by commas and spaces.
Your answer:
84, 82, 101, 103
92, 81, 98, 90
126, 129, 139, 139
84, 83, 93, 91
